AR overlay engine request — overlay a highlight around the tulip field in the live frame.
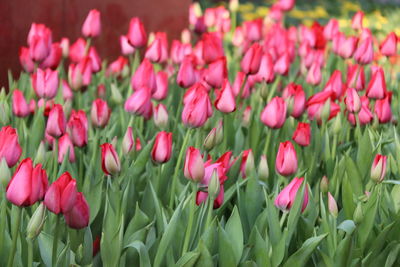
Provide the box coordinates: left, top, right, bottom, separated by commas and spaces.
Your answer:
2, 0, 400, 266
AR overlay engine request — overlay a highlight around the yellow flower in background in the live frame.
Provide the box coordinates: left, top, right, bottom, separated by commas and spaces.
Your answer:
395, 28, 400, 36
302, 19, 313, 27
256, 7, 269, 16
314, 6, 328, 18
338, 19, 349, 28
239, 3, 254, 12
343, 1, 360, 12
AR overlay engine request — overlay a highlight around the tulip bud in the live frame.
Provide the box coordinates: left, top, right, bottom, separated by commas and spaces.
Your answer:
260, 96, 287, 129
184, 147, 205, 183
63, 192, 90, 229
151, 131, 173, 164
208, 169, 220, 200
35, 141, 47, 165
275, 141, 298, 176
153, 104, 169, 129
110, 84, 123, 104
353, 202, 364, 224
58, 134, 75, 163
275, 177, 309, 212
127, 17, 147, 48
0, 158, 11, 189
244, 150, 255, 177
122, 127, 134, 156
0, 126, 23, 167
327, 192, 338, 217
82, 9, 101, 38
321, 100, 331, 122
204, 128, 217, 151
111, 136, 118, 149
258, 155, 269, 181
332, 115, 342, 135
100, 143, 121, 176
46, 104, 66, 138
229, 0, 239, 12
27, 203, 46, 239
242, 106, 251, 128
91, 99, 111, 128
60, 38, 69, 58
370, 154, 387, 183
215, 120, 224, 145
320, 176, 329, 193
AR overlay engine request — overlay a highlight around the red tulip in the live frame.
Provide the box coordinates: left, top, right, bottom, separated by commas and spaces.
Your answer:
69, 38, 86, 63
306, 91, 340, 122
240, 149, 253, 178
120, 35, 135, 56
215, 79, 236, 113
241, 43, 262, 75
370, 154, 387, 183
125, 87, 153, 120
127, 17, 147, 48
107, 56, 128, 78
380, 32, 397, 57
292, 122, 311, 147
31, 68, 59, 99
64, 192, 90, 229
354, 34, 374, 65
282, 83, 306, 118
275, 141, 298, 176
28, 23, 52, 63
91, 99, 111, 128
44, 172, 77, 214
68, 57, 93, 91
6, 158, 48, 207
46, 104, 66, 138
275, 177, 308, 212
323, 19, 339, 40
202, 32, 224, 64
40, 43, 62, 69
19, 47, 35, 73
254, 53, 275, 83
131, 59, 156, 93
88, 47, 102, 73
204, 57, 227, 88
323, 70, 343, 100
184, 147, 205, 182
366, 67, 387, 99
100, 143, 121, 176
374, 95, 392, 123
82, 9, 101, 38
196, 185, 224, 208
182, 83, 213, 128
145, 32, 168, 63
260, 96, 287, 129
346, 64, 365, 91
12, 89, 31, 117
152, 131, 173, 164
306, 62, 322, 85
58, 134, 75, 163
177, 55, 197, 88
243, 18, 262, 41
67, 110, 88, 147
345, 88, 361, 113
153, 71, 169, 100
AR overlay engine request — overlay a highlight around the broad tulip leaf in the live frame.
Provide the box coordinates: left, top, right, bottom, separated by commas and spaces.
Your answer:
124, 241, 151, 267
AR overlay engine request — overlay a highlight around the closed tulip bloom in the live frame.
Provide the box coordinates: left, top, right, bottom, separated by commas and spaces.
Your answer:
88, 47, 102, 73
292, 122, 311, 147
82, 9, 101, 38
202, 32, 224, 64
204, 57, 227, 88
131, 59, 156, 93
243, 18, 262, 42
323, 70, 343, 100
182, 84, 213, 128
46, 104, 66, 138
31, 68, 59, 99
153, 71, 169, 100
306, 62, 322, 85
366, 67, 387, 99
127, 17, 147, 48
323, 19, 339, 40
120, 35, 135, 55
64, 192, 90, 229
19, 47, 35, 73
122, 127, 134, 155
196, 185, 224, 208
125, 87, 153, 120
6, 158, 48, 207
107, 56, 128, 77
215, 79, 236, 113
67, 110, 88, 147
184, 147, 205, 182
28, 23, 52, 63
274, 53, 290, 76
354, 35, 374, 65
282, 83, 306, 118
153, 103, 169, 129
44, 172, 77, 214
306, 91, 340, 122
345, 88, 361, 113
241, 43, 263, 75
60, 38, 69, 58
40, 43, 62, 69
177, 55, 197, 88
69, 38, 86, 63
100, 143, 121, 176
232, 71, 250, 98
346, 64, 365, 90
12, 89, 31, 117
375, 96, 392, 123
338, 35, 358, 59
145, 32, 169, 63
328, 192, 338, 217
151, 131, 173, 164
255, 53, 275, 83
58, 134, 75, 163
60, 80, 73, 101
260, 97, 287, 129
274, 177, 309, 212
68, 57, 93, 91
347, 96, 373, 126
351, 11, 364, 31
275, 0, 295, 11
380, 32, 397, 57
275, 141, 298, 176
91, 99, 111, 128
370, 154, 387, 183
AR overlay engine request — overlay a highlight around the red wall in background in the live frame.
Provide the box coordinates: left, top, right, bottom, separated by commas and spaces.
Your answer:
0, 0, 190, 88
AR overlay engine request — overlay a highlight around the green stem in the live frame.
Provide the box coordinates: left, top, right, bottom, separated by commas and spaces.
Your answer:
52, 215, 61, 266
169, 128, 193, 207
27, 238, 33, 267
7, 207, 22, 267
262, 130, 272, 155
84, 38, 92, 56
181, 185, 197, 255
279, 211, 288, 228
235, 75, 248, 107
205, 196, 214, 231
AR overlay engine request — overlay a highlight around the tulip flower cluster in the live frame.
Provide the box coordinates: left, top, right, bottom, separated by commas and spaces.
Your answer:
2, 1, 400, 266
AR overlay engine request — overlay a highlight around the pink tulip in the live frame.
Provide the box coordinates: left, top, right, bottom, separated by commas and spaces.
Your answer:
260, 97, 287, 129
370, 154, 387, 183
91, 99, 111, 128
82, 9, 101, 38
306, 62, 322, 85
306, 91, 340, 122
120, 35, 135, 55
345, 88, 361, 113
274, 53, 290, 76
127, 17, 147, 48
282, 83, 306, 118
68, 57, 93, 91
88, 47, 102, 73
153, 71, 169, 100
131, 59, 156, 93
153, 103, 169, 129
215, 79, 236, 113
275, 141, 298, 176
323, 19, 339, 40
60, 37, 70, 58
125, 87, 153, 120
196, 185, 224, 208
351, 11, 364, 31
204, 57, 227, 88
275, 0, 295, 11
177, 55, 197, 88
184, 147, 205, 182
366, 67, 387, 99
346, 64, 365, 91
12, 89, 31, 117
354, 35, 374, 65
28, 23, 52, 63
122, 127, 134, 155
0, 126, 22, 167
44, 172, 77, 214
243, 18, 262, 42
337, 34, 358, 59
107, 56, 128, 77
101, 143, 121, 176
151, 131, 173, 164
323, 70, 343, 100
374, 95, 392, 123
254, 53, 275, 83
292, 122, 311, 147
69, 38, 86, 63
347, 96, 373, 126
275, 177, 308, 212
63, 192, 90, 229
40, 43, 62, 69
58, 134, 75, 163
46, 104, 66, 138
380, 32, 397, 57
31, 68, 59, 99
67, 110, 88, 147
145, 32, 168, 63
6, 158, 48, 207
232, 71, 250, 98
19, 47, 35, 73
202, 32, 224, 64
182, 83, 213, 128
241, 43, 263, 75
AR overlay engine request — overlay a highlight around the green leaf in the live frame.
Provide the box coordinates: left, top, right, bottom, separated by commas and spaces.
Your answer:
286, 181, 306, 247
385, 244, 400, 267
194, 239, 214, 267
130, 138, 154, 176
225, 206, 244, 264
175, 251, 200, 267
337, 220, 356, 234
357, 130, 373, 179
38, 232, 65, 267
358, 186, 379, 250
245, 177, 263, 228
341, 174, 356, 219
283, 233, 328, 267
345, 155, 363, 196
124, 241, 151, 267
218, 226, 238, 267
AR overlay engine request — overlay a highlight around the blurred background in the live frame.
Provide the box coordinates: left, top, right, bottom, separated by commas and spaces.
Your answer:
1, 0, 400, 88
